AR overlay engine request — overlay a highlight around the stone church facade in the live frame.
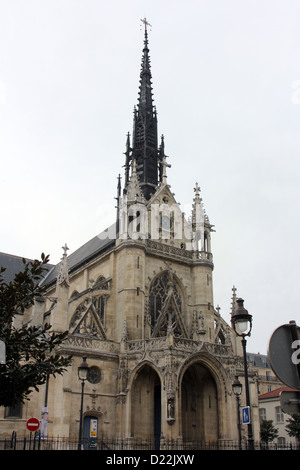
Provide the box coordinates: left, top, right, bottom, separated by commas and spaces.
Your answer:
0, 23, 260, 446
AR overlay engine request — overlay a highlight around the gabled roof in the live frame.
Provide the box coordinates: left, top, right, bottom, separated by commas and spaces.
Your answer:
258, 386, 297, 400
148, 181, 178, 206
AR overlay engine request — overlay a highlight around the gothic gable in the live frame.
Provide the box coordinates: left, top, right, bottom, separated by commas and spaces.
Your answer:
69, 297, 106, 340
148, 182, 179, 208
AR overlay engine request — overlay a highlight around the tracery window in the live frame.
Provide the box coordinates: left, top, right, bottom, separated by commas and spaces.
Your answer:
149, 273, 185, 337
93, 296, 105, 324
95, 276, 109, 289
149, 275, 180, 324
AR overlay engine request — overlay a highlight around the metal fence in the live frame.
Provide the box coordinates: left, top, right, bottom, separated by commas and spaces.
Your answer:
0, 433, 299, 451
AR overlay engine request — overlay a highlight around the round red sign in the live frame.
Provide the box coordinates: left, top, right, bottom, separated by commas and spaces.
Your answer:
26, 417, 40, 432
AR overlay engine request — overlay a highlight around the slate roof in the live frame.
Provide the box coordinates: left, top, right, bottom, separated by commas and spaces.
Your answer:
40, 223, 116, 287
0, 252, 54, 284
0, 224, 116, 288
247, 352, 270, 368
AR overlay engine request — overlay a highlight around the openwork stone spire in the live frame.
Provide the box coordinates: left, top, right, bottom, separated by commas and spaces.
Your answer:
124, 19, 161, 201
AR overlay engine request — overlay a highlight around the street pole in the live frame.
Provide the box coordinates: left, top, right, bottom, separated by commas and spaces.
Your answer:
236, 394, 242, 450
78, 379, 85, 450
242, 337, 254, 450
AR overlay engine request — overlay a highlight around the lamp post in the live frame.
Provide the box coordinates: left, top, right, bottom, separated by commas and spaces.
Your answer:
231, 298, 254, 450
77, 357, 89, 450
232, 375, 242, 450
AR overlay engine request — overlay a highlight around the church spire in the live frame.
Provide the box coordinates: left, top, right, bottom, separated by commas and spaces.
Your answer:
138, 18, 154, 115
124, 19, 160, 201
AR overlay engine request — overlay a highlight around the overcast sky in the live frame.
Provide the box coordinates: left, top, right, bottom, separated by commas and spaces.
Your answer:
1, 0, 300, 355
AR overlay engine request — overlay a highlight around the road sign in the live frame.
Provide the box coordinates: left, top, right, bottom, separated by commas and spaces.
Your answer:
280, 390, 300, 414
242, 406, 250, 425
268, 321, 300, 390
26, 417, 40, 432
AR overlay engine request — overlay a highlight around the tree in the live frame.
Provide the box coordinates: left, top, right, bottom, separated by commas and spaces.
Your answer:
285, 413, 300, 442
260, 420, 279, 446
0, 254, 71, 407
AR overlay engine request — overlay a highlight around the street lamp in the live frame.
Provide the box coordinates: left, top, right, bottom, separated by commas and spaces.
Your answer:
77, 356, 89, 450
231, 298, 254, 450
232, 375, 242, 450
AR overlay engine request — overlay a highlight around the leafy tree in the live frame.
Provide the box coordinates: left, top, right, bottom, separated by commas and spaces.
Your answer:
285, 413, 300, 441
260, 420, 279, 444
0, 254, 71, 407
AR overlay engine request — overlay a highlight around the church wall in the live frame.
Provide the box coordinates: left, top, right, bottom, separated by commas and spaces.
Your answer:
66, 356, 119, 439
113, 243, 146, 342
190, 263, 215, 342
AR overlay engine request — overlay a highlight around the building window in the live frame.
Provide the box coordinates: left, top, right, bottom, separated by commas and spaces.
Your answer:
149, 273, 183, 336
150, 275, 181, 324
95, 276, 109, 289
278, 437, 286, 448
275, 406, 284, 423
93, 296, 106, 324
259, 408, 266, 423
5, 404, 22, 419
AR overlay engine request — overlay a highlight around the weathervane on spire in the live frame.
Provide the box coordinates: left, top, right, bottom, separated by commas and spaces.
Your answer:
140, 17, 152, 31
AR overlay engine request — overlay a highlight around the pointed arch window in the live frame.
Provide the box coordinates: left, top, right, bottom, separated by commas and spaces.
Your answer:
149, 273, 186, 338
94, 276, 109, 289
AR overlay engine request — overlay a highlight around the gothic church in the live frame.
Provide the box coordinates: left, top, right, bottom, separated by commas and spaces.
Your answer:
0, 22, 259, 447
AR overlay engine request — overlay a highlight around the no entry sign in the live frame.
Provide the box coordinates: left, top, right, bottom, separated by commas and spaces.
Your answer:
26, 417, 40, 432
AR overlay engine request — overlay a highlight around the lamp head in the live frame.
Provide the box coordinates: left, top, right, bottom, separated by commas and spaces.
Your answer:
78, 356, 89, 381
232, 298, 252, 337
232, 375, 242, 396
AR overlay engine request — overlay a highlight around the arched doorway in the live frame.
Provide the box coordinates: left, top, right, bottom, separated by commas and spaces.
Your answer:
181, 363, 218, 443
131, 365, 161, 448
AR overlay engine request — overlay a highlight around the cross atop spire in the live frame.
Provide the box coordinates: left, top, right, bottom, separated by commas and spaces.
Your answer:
140, 17, 152, 31
231, 285, 237, 315
194, 182, 201, 199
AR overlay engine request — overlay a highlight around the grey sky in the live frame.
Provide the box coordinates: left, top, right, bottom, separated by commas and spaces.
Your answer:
1, 0, 300, 354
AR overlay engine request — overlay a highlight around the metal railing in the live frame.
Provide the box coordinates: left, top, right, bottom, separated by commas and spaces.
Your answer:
0, 433, 299, 451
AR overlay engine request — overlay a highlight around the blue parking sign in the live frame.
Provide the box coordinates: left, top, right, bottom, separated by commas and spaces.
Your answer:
242, 406, 250, 424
